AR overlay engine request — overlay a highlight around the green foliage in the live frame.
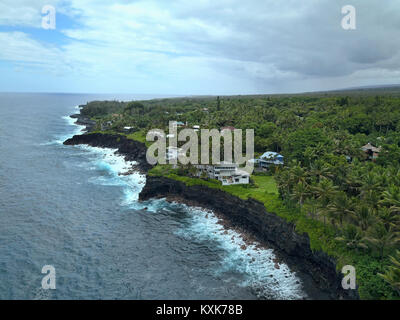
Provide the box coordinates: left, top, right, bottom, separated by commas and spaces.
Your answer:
80, 100, 125, 117
82, 91, 400, 299
379, 250, 400, 296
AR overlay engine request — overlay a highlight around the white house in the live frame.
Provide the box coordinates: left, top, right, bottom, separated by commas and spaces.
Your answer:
195, 162, 249, 185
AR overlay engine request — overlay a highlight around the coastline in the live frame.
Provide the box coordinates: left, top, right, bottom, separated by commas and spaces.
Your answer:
63, 119, 359, 300
140, 175, 358, 300
69, 112, 96, 132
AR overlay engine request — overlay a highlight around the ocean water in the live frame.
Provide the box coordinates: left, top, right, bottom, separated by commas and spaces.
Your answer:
0, 93, 310, 300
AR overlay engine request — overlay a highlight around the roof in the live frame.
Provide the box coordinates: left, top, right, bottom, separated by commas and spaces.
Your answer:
235, 169, 250, 176
361, 143, 381, 153
221, 126, 236, 131
258, 151, 284, 165
260, 151, 283, 160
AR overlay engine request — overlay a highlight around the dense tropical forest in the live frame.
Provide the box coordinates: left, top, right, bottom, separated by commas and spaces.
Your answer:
80, 87, 400, 299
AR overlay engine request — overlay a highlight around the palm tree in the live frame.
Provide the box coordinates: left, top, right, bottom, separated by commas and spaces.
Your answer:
359, 172, 382, 200
363, 223, 400, 259
275, 169, 292, 198
379, 250, 400, 296
335, 224, 366, 251
312, 178, 339, 205
327, 192, 353, 226
303, 199, 319, 220
309, 162, 333, 183
289, 162, 307, 185
344, 170, 363, 196
377, 206, 400, 230
291, 182, 310, 207
312, 178, 339, 225
380, 185, 400, 214
362, 189, 381, 210
352, 205, 375, 232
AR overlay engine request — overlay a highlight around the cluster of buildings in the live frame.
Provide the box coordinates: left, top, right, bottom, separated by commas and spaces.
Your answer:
165, 145, 284, 185
100, 119, 134, 134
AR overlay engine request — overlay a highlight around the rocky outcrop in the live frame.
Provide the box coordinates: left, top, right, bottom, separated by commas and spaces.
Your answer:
139, 175, 360, 300
63, 133, 152, 173
70, 113, 96, 132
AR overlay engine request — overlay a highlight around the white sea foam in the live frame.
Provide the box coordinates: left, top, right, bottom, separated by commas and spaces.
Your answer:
175, 205, 306, 300
77, 145, 146, 204
56, 110, 147, 205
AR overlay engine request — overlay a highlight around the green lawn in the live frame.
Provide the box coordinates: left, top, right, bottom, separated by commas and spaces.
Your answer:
126, 130, 150, 146
149, 165, 281, 207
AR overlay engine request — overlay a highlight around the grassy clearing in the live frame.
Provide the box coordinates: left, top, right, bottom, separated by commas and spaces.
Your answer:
126, 130, 150, 146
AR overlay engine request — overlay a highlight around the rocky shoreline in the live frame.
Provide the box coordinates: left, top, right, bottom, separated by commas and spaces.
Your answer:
63, 132, 152, 173
63, 127, 359, 300
140, 176, 359, 300
70, 113, 97, 132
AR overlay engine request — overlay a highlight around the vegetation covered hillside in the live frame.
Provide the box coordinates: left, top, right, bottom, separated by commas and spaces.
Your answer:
80, 88, 400, 299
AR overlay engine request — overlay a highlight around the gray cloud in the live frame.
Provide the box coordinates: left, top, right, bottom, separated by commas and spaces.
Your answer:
1, 0, 400, 94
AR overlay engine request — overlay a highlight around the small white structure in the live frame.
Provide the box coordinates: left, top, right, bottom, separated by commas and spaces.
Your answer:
193, 125, 200, 132
123, 126, 134, 133
195, 162, 249, 185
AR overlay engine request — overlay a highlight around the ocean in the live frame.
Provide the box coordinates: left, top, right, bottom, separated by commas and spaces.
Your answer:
0, 93, 308, 299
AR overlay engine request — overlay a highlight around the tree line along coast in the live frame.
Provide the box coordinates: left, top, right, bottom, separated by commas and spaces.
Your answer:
71, 88, 400, 299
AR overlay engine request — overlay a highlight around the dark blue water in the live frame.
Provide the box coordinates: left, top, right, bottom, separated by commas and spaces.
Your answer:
0, 93, 307, 300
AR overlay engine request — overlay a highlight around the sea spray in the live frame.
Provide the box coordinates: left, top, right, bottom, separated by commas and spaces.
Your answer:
174, 203, 306, 300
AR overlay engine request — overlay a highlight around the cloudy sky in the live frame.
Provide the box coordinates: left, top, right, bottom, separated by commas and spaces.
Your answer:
0, 0, 399, 95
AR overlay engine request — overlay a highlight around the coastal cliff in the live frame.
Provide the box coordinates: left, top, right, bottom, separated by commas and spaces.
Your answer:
140, 175, 360, 300
63, 133, 152, 173
63, 131, 359, 299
